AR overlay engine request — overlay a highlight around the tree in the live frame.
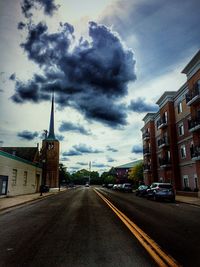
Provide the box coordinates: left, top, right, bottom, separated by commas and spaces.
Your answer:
59, 163, 71, 185
128, 162, 144, 187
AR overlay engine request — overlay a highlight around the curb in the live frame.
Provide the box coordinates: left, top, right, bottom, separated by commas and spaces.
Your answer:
175, 199, 200, 207
0, 190, 67, 213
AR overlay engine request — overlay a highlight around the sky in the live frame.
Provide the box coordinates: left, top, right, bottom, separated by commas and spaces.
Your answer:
0, 0, 199, 173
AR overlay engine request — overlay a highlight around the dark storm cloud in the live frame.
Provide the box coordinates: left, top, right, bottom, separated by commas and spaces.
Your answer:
101, 0, 200, 79
18, 22, 26, 30
62, 150, 82, 157
59, 121, 91, 136
9, 73, 16, 81
129, 98, 158, 113
106, 145, 118, 152
17, 130, 38, 140
131, 144, 143, 154
73, 144, 102, 154
77, 162, 88, 166
107, 157, 115, 163
63, 143, 102, 157
60, 157, 70, 161
56, 134, 64, 141
21, 0, 59, 18
12, 21, 136, 128
92, 163, 109, 168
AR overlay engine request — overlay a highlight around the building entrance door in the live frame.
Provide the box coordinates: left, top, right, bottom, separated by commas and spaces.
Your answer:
0, 175, 8, 195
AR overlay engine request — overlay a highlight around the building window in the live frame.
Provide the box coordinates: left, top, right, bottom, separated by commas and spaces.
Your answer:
164, 111, 168, 123
12, 169, 17, 186
180, 145, 186, 159
178, 123, 184, 136
156, 119, 160, 129
178, 102, 183, 114
183, 175, 189, 188
167, 150, 171, 160
23, 171, 28, 186
194, 176, 198, 189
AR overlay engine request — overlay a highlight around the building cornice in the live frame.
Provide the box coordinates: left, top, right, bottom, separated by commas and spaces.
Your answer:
0, 150, 42, 168
156, 91, 176, 108
142, 113, 156, 124
182, 49, 200, 79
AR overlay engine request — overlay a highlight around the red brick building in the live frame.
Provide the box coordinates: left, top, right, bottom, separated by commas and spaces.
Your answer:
141, 50, 200, 196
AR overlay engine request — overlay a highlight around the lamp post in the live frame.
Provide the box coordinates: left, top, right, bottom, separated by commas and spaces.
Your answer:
89, 161, 91, 184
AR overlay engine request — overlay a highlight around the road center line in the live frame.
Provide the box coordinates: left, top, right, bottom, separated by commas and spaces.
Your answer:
94, 189, 181, 267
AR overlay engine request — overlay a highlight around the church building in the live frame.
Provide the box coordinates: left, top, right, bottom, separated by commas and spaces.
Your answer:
0, 94, 60, 196
41, 94, 60, 188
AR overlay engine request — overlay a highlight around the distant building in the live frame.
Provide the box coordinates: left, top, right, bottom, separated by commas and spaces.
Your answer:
0, 147, 42, 196
115, 160, 143, 183
141, 50, 200, 196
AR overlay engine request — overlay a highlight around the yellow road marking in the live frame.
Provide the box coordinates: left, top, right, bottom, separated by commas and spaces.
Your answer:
94, 189, 181, 267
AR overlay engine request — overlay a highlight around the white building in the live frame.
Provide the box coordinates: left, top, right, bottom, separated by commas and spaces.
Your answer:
0, 149, 42, 196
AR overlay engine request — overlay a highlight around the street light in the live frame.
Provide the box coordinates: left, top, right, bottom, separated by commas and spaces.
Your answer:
89, 161, 92, 184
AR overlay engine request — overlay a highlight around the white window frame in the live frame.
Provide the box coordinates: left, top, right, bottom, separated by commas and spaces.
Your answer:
194, 175, 198, 189
178, 123, 184, 136
164, 111, 168, 123
180, 145, 186, 159
183, 175, 189, 188
178, 102, 183, 114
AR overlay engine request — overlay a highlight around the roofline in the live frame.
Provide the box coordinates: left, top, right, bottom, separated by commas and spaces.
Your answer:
182, 49, 200, 74
115, 159, 143, 169
0, 150, 42, 168
156, 91, 176, 106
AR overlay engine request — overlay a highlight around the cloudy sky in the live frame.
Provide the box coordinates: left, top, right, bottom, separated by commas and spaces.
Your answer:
0, 0, 199, 173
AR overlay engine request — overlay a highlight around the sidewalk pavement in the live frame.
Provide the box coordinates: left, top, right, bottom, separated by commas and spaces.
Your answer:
176, 195, 200, 206
0, 190, 200, 212
0, 188, 67, 212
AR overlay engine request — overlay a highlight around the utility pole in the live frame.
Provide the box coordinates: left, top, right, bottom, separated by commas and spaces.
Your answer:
89, 161, 91, 184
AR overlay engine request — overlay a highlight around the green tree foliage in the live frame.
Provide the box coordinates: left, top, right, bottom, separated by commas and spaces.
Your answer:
104, 175, 115, 184
101, 167, 116, 184
70, 169, 102, 185
128, 162, 143, 186
59, 163, 71, 185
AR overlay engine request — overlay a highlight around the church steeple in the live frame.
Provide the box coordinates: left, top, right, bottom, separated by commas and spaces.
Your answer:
47, 93, 56, 140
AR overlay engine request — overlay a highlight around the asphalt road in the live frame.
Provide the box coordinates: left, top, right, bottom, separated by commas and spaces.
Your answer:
98, 187, 200, 267
0, 186, 156, 267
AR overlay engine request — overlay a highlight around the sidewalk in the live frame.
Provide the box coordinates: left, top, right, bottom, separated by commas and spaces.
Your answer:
0, 188, 67, 212
176, 195, 200, 206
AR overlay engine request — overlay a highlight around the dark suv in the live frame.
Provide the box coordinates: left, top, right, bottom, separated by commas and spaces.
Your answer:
147, 183, 175, 202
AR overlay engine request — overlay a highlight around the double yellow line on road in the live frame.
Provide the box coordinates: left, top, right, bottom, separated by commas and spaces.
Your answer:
94, 189, 181, 267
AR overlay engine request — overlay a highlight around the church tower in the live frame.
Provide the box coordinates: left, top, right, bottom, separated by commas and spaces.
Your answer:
41, 94, 59, 188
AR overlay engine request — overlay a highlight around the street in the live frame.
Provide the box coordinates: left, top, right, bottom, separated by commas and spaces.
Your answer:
0, 187, 200, 267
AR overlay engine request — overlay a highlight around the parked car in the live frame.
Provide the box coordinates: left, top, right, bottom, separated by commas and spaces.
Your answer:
107, 184, 114, 189
147, 183, 175, 202
122, 183, 132, 193
117, 184, 123, 191
135, 185, 149, 197
85, 182, 90, 187
112, 184, 118, 190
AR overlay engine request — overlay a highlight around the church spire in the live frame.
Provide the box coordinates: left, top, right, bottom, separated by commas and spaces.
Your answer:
47, 93, 56, 140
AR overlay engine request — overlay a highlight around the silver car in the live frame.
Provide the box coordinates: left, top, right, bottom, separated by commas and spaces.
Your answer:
147, 183, 175, 202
